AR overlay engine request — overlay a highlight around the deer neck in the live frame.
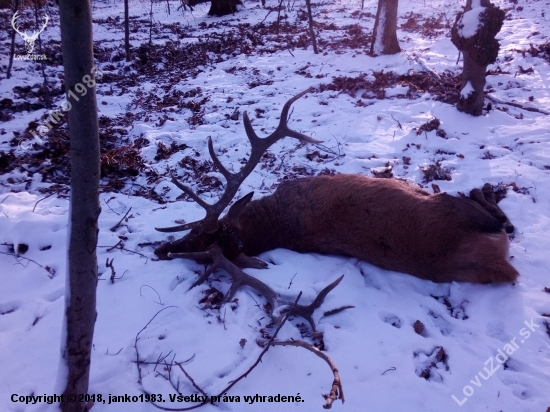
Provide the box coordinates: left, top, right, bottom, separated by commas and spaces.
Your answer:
237, 196, 291, 256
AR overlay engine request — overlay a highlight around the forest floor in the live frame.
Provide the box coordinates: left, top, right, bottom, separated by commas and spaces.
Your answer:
0, 0, 549, 411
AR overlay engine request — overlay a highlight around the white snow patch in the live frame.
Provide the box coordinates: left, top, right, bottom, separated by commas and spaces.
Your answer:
458, 7, 486, 39
461, 81, 475, 98
372, 3, 386, 55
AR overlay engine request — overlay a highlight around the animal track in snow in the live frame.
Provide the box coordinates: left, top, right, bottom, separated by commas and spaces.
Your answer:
424, 308, 453, 336
378, 312, 402, 328
431, 293, 469, 320
0, 301, 20, 315
413, 346, 449, 382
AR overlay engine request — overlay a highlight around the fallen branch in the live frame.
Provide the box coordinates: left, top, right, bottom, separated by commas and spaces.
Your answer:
486, 94, 550, 115
141, 293, 302, 411
110, 206, 133, 231
0, 248, 56, 278
32, 193, 54, 212
271, 339, 344, 409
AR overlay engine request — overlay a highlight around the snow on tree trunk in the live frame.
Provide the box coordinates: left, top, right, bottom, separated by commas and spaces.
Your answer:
208, 0, 240, 16
370, 0, 401, 56
451, 0, 504, 116
57, 0, 101, 410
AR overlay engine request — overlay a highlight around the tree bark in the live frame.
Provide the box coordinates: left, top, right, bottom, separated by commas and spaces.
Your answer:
124, 0, 130, 61
208, 0, 240, 16
305, 0, 318, 54
6, 0, 20, 80
451, 0, 504, 116
57, 0, 101, 410
370, 0, 400, 55
34, 0, 51, 107
458, 50, 486, 115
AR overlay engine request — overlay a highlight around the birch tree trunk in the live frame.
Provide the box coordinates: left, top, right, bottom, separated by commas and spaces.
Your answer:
57, 0, 100, 410
370, 0, 400, 55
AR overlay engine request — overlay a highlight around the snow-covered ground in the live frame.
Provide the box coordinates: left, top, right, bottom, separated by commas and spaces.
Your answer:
1, 0, 549, 411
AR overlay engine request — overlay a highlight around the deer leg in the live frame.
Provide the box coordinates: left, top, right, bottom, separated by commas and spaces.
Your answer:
481, 184, 515, 233
469, 185, 514, 233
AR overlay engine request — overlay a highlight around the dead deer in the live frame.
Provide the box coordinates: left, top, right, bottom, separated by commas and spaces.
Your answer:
154, 89, 518, 327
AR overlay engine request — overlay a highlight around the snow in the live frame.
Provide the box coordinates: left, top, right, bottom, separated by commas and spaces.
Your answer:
372, 3, 386, 55
457, 6, 485, 39
460, 81, 475, 98
1, 0, 550, 411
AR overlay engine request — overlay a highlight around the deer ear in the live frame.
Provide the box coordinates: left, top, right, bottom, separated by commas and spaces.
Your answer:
224, 192, 254, 225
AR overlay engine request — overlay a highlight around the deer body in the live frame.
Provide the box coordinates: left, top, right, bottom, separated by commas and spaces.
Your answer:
155, 89, 518, 316
229, 174, 517, 284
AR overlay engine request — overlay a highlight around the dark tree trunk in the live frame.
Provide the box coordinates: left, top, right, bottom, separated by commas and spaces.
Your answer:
34, 0, 50, 107
6, 0, 19, 79
58, 0, 101, 410
208, 0, 240, 16
451, 0, 504, 116
370, 0, 400, 55
124, 0, 130, 61
305, 0, 318, 54
459, 50, 486, 115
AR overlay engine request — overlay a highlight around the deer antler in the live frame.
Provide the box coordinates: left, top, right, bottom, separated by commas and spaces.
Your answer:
34, 14, 49, 39
169, 245, 344, 331
11, 11, 25, 37
155, 88, 322, 234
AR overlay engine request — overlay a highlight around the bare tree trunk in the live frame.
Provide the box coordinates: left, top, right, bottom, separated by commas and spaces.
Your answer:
149, 0, 153, 46
208, 0, 240, 16
57, 0, 100, 410
124, 0, 130, 61
451, 0, 504, 116
370, 0, 400, 56
34, 0, 51, 107
6, 0, 19, 79
305, 0, 318, 54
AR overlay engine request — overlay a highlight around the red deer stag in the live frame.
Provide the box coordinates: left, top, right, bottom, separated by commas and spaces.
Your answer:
154, 89, 518, 327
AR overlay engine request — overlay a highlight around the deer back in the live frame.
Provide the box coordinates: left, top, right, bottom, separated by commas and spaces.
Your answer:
232, 174, 518, 284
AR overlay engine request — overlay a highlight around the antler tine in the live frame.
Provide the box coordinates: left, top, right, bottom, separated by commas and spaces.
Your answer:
236, 88, 322, 183
169, 175, 210, 210
157, 90, 319, 234
11, 11, 24, 36
169, 245, 345, 331
31, 14, 49, 38
154, 172, 216, 232
278, 88, 314, 133
154, 220, 203, 233
271, 87, 323, 144
39, 14, 49, 33
207, 137, 231, 180
243, 88, 322, 151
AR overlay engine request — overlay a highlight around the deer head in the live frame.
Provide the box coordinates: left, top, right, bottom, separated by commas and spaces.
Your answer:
155, 88, 321, 260
154, 89, 343, 331
12, 11, 49, 54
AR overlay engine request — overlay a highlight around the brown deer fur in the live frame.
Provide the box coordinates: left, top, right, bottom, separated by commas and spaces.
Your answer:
154, 90, 517, 285
157, 174, 518, 284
